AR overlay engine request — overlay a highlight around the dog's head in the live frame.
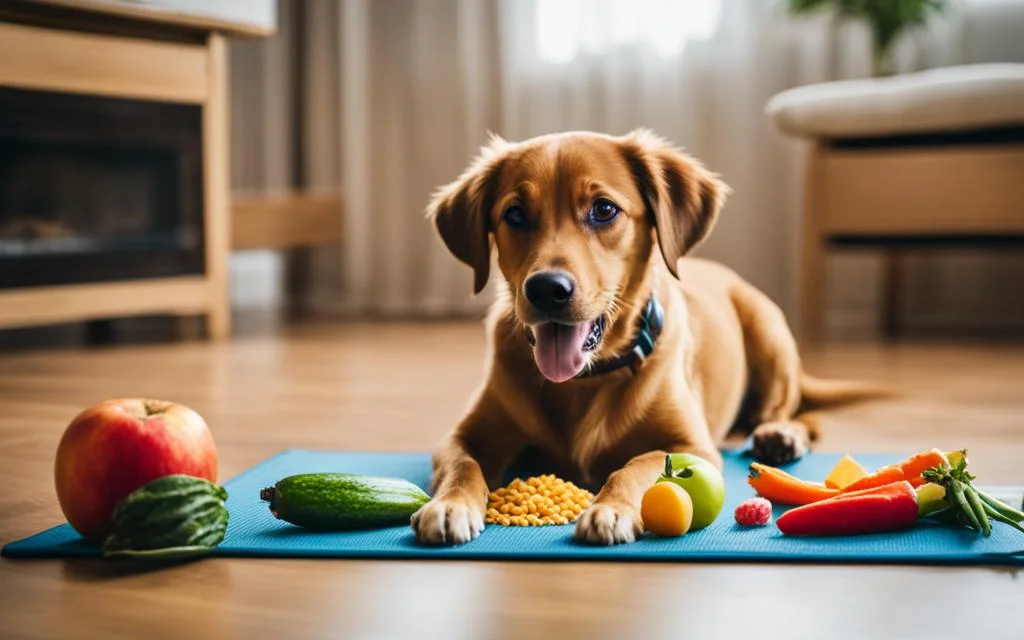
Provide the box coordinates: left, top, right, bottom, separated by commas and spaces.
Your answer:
427, 130, 728, 383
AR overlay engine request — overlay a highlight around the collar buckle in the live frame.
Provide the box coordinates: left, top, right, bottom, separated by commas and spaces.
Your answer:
577, 294, 664, 379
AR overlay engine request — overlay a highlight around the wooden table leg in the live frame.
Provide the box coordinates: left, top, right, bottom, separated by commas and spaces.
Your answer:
800, 144, 827, 345
203, 33, 231, 339
881, 251, 903, 340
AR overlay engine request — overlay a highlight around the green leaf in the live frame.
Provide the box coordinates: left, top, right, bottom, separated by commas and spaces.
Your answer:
103, 546, 216, 562
785, 0, 950, 74
102, 475, 229, 562
786, 0, 836, 14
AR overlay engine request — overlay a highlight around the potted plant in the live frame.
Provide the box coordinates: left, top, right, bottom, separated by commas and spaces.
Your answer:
787, 0, 949, 76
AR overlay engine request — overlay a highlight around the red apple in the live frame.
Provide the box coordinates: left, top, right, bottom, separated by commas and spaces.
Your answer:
54, 398, 218, 541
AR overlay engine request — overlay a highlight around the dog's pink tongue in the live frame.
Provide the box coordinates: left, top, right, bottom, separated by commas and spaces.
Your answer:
532, 322, 590, 383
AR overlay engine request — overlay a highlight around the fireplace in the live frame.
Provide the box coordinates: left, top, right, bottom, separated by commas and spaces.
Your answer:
0, 9, 252, 338
0, 87, 205, 289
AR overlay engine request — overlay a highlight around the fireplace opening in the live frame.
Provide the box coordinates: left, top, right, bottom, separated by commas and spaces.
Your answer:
0, 87, 204, 289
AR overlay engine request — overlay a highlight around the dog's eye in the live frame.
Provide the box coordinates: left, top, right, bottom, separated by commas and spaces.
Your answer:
589, 199, 620, 225
503, 205, 527, 228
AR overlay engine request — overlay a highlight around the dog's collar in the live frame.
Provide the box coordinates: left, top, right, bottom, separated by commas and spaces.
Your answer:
577, 294, 664, 379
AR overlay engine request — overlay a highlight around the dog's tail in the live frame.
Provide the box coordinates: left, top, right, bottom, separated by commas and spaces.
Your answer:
798, 372, 895, 411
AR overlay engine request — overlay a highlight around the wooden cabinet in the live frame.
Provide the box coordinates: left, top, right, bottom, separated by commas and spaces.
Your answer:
0, 1, 273, 338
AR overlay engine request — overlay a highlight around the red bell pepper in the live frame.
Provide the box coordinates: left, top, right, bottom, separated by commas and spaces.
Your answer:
777, 480, 918, 536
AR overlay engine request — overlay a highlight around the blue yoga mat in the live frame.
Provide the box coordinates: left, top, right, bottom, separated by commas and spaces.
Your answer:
4, 450, 1023, 564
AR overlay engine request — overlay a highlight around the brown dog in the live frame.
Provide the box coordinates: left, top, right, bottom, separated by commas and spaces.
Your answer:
412, 130, 880, 546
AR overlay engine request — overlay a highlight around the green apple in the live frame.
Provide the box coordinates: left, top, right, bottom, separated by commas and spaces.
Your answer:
656, 453, 725, 530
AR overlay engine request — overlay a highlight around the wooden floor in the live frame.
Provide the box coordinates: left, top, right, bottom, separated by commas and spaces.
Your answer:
1, 321, 1022, 639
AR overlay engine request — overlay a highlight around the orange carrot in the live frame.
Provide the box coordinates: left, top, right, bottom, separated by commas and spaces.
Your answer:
842, 449, 950, 492
894, 449, 949, 487
748, 463, 839, 506
841, 465, 905, 493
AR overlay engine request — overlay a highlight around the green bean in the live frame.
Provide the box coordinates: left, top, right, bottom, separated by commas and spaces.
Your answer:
982, 502, 1024, 535
963, 486, 990, 536
975, 489, 1024, 522
919, 505, 958, 524
950, 479, 981, 533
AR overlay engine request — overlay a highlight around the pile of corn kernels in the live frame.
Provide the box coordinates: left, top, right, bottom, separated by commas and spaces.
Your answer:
485, 474, 594, 526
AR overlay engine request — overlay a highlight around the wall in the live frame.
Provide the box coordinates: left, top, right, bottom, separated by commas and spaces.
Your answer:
225, 0, 1024, 339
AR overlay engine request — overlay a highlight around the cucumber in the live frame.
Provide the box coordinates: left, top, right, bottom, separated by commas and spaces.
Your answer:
260, 473, 430, 530
102, 474, 229, 562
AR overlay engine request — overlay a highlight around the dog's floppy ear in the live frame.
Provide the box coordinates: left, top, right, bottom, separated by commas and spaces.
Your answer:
426, 135, 509, 294
619, 129, 729, 278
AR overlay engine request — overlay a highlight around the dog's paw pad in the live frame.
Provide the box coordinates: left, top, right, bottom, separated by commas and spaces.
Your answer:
573, 502, 641, 546
751, 422, 808, 466
411, 498, 484, 546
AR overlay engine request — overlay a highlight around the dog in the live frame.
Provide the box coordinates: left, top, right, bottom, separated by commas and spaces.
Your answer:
411, 130, 882, 546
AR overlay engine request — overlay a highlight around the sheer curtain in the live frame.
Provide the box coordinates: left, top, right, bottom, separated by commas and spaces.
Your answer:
230, 0, 1024, 331
496, 0, 809, 315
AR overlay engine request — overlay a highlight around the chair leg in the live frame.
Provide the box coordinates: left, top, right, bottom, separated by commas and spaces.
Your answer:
285, 247, 314, 320
880, 251, 903, 340
800, 144, 827, 345
801, 236, 827, 345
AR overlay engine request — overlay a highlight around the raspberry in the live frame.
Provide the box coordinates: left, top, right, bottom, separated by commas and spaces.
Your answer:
735, 497, 773, 526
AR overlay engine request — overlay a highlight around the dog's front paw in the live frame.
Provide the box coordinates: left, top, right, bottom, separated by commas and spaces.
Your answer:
410, 497, 485, 546
751, 421, 809, 466
573, 500, 642, 545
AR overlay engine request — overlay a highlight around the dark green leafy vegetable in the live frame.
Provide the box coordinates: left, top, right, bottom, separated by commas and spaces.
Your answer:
921, 452, 1023, 537
102, 474, 229, 562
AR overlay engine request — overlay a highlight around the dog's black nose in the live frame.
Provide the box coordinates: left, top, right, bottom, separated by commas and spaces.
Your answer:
524, 271, 575, 313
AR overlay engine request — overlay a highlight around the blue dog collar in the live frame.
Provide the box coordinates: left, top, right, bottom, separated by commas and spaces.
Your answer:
576, 294, 664, 378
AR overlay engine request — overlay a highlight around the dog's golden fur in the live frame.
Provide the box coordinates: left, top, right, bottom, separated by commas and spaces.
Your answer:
412, 130, 882, 546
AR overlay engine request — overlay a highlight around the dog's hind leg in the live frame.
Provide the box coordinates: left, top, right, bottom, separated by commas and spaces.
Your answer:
730, 281, 816, 465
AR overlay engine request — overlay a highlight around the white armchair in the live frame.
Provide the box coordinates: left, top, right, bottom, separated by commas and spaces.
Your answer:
768, 64, 1024, 341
